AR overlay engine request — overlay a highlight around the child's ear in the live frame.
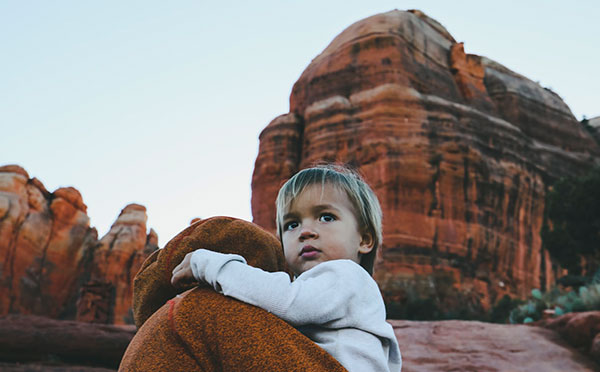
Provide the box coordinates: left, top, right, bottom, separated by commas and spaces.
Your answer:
358, 232, 374, 254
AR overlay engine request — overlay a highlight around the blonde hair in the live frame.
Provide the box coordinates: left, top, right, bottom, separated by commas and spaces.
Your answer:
275, 164, 382, 275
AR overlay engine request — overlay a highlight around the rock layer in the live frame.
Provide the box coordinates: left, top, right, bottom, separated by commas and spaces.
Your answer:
2, 314, 598, 372
251, 10, 600, 314
0, 314, 135, 370
78, 204, 158, 324
538, 311, 600, 363
392, 318, 599, 371
0, 165, 157, 323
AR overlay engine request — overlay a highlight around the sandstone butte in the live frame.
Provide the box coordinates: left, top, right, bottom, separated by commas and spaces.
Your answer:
0, 165, 158, 324
251, 10, 600, 315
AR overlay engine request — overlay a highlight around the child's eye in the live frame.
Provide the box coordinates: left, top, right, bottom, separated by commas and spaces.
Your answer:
319, 214, 336, 222
284, 221, 299, 231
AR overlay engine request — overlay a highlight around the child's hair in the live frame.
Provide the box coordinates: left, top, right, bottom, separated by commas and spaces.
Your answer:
275, 164, 383, 275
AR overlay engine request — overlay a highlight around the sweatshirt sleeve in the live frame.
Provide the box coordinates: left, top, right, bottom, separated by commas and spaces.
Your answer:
189, 249, 369, 327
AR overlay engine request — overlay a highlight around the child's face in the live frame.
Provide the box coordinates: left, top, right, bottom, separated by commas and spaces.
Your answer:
281, 183, 373, 276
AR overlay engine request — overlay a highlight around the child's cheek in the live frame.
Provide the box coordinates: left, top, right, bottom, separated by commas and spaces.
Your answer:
282, 246, 294, 264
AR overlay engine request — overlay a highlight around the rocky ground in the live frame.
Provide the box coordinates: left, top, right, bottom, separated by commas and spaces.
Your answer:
394, 315, 599, 371
1, 313, 599, 371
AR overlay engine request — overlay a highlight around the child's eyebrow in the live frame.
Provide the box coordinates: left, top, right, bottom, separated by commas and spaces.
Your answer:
311, 204, 341, 213
282, 212, 299, 221
282, 204, 341, 220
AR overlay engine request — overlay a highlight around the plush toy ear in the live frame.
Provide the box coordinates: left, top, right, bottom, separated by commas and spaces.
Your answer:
133, 216, 287, 328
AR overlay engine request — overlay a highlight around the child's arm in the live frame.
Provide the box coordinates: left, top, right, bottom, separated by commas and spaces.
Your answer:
172, 249, 379, 327
171, 248, 245, 288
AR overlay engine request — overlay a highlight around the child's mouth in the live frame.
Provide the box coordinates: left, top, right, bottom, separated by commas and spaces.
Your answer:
300, 246, 320, 259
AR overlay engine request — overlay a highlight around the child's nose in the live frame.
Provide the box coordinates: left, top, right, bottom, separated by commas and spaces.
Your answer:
299, 223, 317, 240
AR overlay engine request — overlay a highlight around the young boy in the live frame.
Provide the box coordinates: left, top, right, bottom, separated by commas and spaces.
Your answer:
171, 165, 402, 372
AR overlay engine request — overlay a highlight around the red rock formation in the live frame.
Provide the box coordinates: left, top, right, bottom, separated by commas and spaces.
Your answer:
77, 204, 158, 324
251, 10, 600, 315
539, 311, 600, 363
0, 165, 97, 318
392, 318, 599, 371
0, 165, 157, 324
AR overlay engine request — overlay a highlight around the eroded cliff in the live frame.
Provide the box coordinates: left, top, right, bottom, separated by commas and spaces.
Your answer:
251, 10, 600, 315
0, 165, 157, 323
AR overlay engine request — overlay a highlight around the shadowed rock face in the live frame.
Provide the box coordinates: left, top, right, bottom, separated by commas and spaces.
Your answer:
588, 117, 600, 144
0, 165, 157, 324
251, 10, 600, 314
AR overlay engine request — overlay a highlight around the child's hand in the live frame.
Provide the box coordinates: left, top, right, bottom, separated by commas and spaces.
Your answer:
171, 252, 198, 287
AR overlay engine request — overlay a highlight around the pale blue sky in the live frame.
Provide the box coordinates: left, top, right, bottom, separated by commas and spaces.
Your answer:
2, 1, 598, 245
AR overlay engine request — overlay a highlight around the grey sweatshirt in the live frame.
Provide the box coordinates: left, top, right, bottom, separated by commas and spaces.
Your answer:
190, 249, 402, 372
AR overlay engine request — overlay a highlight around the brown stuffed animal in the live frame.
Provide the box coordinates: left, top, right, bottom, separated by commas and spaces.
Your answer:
119, 216, 347, 372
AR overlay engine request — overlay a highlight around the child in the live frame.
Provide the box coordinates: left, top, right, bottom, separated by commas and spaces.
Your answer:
171, 165, 402, 372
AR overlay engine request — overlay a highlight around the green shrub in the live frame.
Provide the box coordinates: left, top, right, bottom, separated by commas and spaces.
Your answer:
508, 280, 600, 324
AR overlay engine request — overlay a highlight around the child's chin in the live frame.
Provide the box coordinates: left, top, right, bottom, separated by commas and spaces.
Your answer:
296, 260, 322, 275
